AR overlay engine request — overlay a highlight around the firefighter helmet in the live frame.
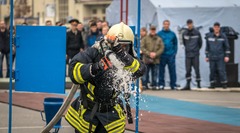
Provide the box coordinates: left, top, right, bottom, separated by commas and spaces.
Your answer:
107, 22, 134, 44
107, 22, 136, 57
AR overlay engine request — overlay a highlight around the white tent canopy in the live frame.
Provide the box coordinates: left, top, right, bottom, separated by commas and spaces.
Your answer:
106, 0, 240, 87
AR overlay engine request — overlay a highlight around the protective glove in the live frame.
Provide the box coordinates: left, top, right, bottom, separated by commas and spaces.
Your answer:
105, 35, 122, 54
105, 35, 133, 66
91, 56, 112, 76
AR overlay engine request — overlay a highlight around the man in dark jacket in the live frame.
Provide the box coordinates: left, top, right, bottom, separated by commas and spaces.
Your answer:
157, 20, 178, 90
0, 20, 10, 78
181, 19, 202, 90
66, 19, 84, 62
65, 22, 145, 133
205, 22, 230, 89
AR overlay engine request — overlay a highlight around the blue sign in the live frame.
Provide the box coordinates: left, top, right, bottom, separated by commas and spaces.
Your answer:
15, 26, 66, 94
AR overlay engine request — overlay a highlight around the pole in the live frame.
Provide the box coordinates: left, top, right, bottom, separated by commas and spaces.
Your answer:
136, 0, 141, 132
8, 0, 14, 133
126, 0, 128, 25
120, 0, 123, 22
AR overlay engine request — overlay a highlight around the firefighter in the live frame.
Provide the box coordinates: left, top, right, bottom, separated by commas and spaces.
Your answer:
205, 22, 230, 89
65, 22, 146, 133
181, 19, 202, 90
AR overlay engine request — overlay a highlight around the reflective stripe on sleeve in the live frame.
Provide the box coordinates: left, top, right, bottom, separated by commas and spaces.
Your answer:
124, 59, 140, 73
73, 62, 85, 84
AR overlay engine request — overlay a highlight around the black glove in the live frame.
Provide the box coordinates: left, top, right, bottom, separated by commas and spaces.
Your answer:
91, 56, 112, 76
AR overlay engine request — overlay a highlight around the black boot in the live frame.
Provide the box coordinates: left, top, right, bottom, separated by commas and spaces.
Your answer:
197, 81, 201, 88
222, 83, 227, 89
181, 80, 191, 90
208, 82, 215, 89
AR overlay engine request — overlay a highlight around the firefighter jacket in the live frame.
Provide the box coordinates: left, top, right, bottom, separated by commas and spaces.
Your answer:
182, 28, 202, 57
66, 45, 146, 132
205, 32, 230, 60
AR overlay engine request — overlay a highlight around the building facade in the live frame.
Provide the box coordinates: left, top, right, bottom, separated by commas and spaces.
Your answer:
0, 0, 112, 25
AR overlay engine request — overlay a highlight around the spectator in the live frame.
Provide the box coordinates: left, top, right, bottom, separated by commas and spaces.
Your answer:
181, 19, 202, 90
66, 19, 84, 63
77, 22, 87, 48
205, 22, 230, 89
96, 26, 109, 41
140, 27, 148, 59
86, 22, 102, 47
0, 20, 10, 78
141, 26, 164, 90
102, 21, 109, 28
96, 20, 102, 32
45, 20, 52, 26
157, 20, 178, 90
101, 26, 109, 36
140, 27, 148, 39
55, 21, 63, 26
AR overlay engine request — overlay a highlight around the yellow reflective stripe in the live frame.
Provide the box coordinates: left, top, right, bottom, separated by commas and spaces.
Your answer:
68, 107, 91, 131
78, 106, 96, 130
104, 118, 125, 131
73, 63, 85, 84
68, 106, 96, 131
105, 105, 126, 131
87, 83, 95, 95
105, 118, 125, 131
87, 94, 94, 101
109, 124, 125, 133
124, 59, 140, 73
65, 111, 88, 133
114, 104, 125, 119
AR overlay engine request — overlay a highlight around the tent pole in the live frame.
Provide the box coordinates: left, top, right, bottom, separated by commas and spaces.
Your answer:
136, 0, 141, 133
8, 0, 14, 133
126, 0, 128, 24
120, 0, 123, 22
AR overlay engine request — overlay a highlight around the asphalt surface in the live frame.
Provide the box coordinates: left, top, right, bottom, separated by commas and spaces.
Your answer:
1, 89, 240, 133
0, 102, 134, 133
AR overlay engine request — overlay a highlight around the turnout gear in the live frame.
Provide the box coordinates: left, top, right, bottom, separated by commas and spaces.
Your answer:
66, 22, 146, 133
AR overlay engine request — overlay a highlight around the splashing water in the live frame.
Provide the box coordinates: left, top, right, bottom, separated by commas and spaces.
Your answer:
107, 51, 152, 118
108, 52, 133, 94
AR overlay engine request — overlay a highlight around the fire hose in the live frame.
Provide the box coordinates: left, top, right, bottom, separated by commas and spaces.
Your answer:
41, 84, 79, 133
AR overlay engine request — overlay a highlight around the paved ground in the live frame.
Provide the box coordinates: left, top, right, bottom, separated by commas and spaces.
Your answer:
0, 95, 135, 133
1, 89, 240, 133
142, 90, 240, 108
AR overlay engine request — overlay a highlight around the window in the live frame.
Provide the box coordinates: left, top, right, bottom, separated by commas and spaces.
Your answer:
59, 0, 69, 23
92, 9, 97, 14
102, 9, 105, 14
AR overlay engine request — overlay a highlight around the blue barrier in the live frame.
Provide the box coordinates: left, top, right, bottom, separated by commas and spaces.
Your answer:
41, 97, 64, 132
15, 26, 66, 94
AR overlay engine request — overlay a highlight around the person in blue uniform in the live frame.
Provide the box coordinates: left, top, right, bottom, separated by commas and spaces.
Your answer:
205, 22, 230, 89
181, 19, 202, 90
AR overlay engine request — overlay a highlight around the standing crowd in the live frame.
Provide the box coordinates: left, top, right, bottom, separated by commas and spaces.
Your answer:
0, 19, 230, 90
141, 19, 230, 90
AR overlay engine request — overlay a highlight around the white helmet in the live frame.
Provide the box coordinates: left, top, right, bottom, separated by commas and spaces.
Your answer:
107, 22, 137, 57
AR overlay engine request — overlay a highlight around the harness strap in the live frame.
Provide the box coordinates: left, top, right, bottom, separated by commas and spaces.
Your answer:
88, 103, 99, 133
